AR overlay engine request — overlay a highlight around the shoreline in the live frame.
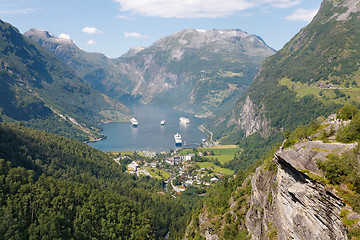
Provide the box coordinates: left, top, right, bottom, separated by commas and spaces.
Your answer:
198, 124, 214, 143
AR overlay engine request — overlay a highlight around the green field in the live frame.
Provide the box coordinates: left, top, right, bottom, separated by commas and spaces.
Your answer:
179, 145, 240, 162
197, 162, 234, 175
203, 145, 240, 164
110, 151, 148, 157
179, 145, 239, 174
146, 168, 172, 180
179, 149, 195, 155
279, 77, 360, 104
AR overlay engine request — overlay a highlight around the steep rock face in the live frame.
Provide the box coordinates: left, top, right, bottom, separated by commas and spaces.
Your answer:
246, 155, 347, 240
227, 96, 270, 137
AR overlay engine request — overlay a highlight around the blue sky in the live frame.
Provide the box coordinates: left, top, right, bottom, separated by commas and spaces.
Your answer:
1, 0, 322, 58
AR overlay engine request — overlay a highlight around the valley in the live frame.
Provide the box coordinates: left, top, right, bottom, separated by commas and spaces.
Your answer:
25, 28, 275, 117
1, 0, 360, 239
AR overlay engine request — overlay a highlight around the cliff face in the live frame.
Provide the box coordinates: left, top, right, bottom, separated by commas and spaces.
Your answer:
246, 155, 347, 240
188, 115, 360, 240
226, 96, 271, 137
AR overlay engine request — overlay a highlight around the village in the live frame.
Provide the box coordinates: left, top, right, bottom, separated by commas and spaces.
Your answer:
112, 146, 239, 195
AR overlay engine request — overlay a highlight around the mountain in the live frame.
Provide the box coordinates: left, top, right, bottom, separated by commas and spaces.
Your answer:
24, 28, 130, 98
121, 46, 146, 58
26, 28, 275, 117
0, 20, 131, 141
207, 0, 360, 151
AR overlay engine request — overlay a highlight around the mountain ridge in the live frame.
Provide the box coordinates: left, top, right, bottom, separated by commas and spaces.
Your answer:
0, 19, 131, 141
207, 0, 360, 147
26, 27, 275, 116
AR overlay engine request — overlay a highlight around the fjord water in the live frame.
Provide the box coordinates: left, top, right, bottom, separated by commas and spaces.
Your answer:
88, 103, 207, 152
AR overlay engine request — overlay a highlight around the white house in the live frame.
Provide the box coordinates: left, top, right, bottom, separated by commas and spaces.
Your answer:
181, 154, 195, 161
127, 161, 139, 171
210, 177, 218, 182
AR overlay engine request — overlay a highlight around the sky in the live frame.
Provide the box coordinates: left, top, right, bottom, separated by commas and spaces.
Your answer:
1, 0, 323, 58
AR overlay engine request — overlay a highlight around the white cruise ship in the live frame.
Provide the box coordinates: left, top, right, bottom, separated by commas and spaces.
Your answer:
174, 133, 182, 147
130, 117, 138, 127
179, 117, 190, 124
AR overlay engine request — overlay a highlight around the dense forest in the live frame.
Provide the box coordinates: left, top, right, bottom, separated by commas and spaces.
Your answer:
0, 123, 199, 239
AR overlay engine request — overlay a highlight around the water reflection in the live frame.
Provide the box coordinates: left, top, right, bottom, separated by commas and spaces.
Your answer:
88, 103, 207, 152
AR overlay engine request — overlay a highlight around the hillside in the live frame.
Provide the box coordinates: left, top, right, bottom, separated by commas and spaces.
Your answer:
205, 0, 360, 170
26, 28, 275, 117
24, 28, 131, 98
0, 20, 131, 141
0, 123, 195, 239
186, 112, 360, 239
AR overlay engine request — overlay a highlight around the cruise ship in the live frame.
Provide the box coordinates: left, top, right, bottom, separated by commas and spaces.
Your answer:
174, 133, 182, 147
130, 117, 138, 127
179, 117, 190, 124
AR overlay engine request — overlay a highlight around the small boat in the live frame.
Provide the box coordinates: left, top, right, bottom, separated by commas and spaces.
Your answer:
179, 117, 190, 124
174, 133, 182, 147
160, 120, 166, 125
130, 117, 138, 127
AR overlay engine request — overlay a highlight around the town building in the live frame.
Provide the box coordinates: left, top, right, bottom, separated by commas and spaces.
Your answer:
127, 161, 139, 171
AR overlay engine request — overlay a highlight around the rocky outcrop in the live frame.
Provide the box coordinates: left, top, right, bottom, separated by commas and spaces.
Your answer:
246, 142, 347, 239
246, 154, 347, 240
227, 96, 271, 137
334, 0, 360, 21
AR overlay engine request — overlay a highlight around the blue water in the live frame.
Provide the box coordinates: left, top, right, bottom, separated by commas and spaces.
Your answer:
88, 103, 207, 152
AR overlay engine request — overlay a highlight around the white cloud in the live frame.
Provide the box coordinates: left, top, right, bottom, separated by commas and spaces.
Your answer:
0, 8, 36, 14
124, 32, 150, 39
286, 8, 318, 22
86, 40, 96, 45
82, 27, 103, 34
254, 0, 301, 9
114, 0, 254, 18
113, 0, 301, 18
59, 33, 71, 40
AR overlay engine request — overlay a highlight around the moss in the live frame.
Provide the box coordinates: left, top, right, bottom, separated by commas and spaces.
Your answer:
340, 208, 360, 239
267, 190, 273, 204
266, 221, 278, 240
265, 159, 278, 175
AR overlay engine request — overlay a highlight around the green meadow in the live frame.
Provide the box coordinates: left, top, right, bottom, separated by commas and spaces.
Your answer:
197, 162, 234, 175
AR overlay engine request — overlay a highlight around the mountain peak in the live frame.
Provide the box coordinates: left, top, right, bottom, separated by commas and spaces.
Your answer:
121, 46, 146, 58
25, 28, 75, 46
150, 28, 273, 57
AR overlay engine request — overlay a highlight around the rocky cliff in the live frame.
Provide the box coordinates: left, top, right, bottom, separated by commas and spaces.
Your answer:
186, 115, 360, 239
246, 154, 347, 240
